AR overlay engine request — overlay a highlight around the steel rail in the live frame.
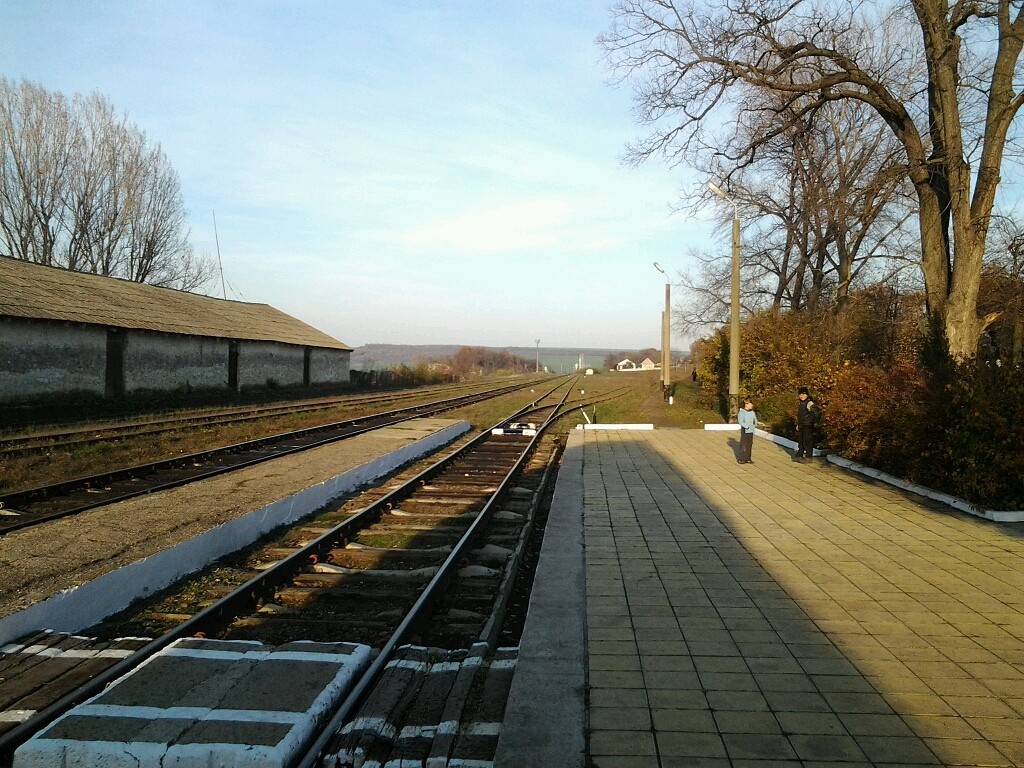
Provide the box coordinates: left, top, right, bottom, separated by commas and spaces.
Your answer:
0, 380, 543, 535
294, 380, 575, 768
0, 380, 509, 454
0, 378, 573, 766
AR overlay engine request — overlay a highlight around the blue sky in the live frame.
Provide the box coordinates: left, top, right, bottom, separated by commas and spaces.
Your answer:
1, 1, 712, 350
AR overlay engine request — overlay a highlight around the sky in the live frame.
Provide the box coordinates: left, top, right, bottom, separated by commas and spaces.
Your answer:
0, 1, 715, 351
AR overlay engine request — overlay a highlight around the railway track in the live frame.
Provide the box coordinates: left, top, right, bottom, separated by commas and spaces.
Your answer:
0, 379, 550, 536
0, 380, 577, 767
0, 380, 518, 456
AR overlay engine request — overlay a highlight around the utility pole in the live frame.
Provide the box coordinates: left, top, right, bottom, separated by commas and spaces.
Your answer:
535, 339, 540, 373
653, 262, 671, 395
707, 183, 741, 422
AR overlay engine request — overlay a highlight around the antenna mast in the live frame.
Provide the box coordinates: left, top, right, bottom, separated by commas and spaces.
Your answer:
212, 210, 226, 299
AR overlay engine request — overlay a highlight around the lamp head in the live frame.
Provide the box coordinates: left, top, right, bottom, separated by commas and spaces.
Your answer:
707, 181, 729, 201
653, 261, 665, 274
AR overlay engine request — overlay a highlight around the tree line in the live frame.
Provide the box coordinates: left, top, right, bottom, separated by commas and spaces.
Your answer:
0, 77, 211, 291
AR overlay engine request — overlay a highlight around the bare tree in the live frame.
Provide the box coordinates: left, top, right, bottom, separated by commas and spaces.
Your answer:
679, 94, 914, 327
601, 0, 1024, 359
0, 77, 212, 292
0, 79, 75, 266
980, 212, 1024, 362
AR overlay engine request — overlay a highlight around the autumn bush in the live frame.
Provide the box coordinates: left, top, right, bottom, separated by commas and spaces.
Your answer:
697, 310, 842, 431
696, 297, 1024, 509
916, 363, 1024, 509
823, 361, 928, 477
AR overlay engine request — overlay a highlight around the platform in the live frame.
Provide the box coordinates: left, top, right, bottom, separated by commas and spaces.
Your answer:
498, 428, 1024, 768
13, 638, 371, 768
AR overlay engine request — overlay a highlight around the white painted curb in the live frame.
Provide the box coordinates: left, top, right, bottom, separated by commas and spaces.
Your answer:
706, 425, 1023, 524
0, 420, 472, 646
576, 423, 654, 431
823, 453, 1024, 523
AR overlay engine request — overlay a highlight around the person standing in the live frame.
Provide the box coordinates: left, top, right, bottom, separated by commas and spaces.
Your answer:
794, 386, 820, 461
737, 397, 757, 464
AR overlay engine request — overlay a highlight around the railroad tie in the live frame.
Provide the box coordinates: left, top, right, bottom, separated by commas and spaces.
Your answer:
331, 646, 434, 766
447, 647, 518, 766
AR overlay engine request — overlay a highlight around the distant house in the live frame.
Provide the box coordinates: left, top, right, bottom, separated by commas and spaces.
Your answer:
639, 357, 660, 370
615, 358, 637, 371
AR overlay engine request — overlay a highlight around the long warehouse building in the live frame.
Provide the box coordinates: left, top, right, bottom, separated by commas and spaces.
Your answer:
0, 256, 352, 406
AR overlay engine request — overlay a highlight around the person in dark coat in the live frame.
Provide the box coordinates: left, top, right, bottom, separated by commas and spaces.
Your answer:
794, 386, 820, 461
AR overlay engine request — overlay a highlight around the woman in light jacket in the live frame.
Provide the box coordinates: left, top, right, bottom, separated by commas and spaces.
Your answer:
737, 398, 757, 464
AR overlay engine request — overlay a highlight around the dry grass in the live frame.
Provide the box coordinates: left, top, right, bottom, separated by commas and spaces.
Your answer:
554, 370, 721, 431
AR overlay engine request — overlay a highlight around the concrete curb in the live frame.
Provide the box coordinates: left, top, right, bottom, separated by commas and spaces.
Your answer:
495, 430, 585, 768
575, 423, 653, 431
0, 420, 471, 646
706, 425, 1024, 524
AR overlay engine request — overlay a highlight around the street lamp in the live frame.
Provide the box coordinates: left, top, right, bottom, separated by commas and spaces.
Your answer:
707, 181, 741, 422
653, 262, 671, 395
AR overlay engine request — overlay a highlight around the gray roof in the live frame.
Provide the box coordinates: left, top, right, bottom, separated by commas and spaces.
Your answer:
0, 257, 351, 350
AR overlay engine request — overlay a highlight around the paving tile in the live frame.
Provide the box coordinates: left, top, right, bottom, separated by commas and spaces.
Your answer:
651, 708, 716, 732
855, 735, 942, 764
589, 707, 652, 731
839, 712, 916, 737
774, 711, 847, 735
589, 729, 658, 757
941, 695, 1021, 718
646, 689, 709, 710
962, 716, 1023, 742
640, 655, 696, 672
745, 656, 804, 674
656, 730, 728, 758
712, 710, 782, 734
705, 689, 771, 712
788, 733, 868, 761
644, 671, 702, 690
691, 655, 748, 674
721, 733, 798, 760
589, 654, 642, 672
754, 672, 817, 691
900, 714, 980, 739
589, 641, 639, 656
993, 740, 1024, 765
764, 692, 838, 716
637, 640, 691, 656
921, 737, 1014, 766
589, 670, 646, 689
590, 688, 648, 708
883, 692, 958, 715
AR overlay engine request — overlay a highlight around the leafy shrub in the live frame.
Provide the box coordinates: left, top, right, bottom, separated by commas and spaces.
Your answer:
916, 362, 1024, 509
823, 361, 927, 476
741, 310, 842, 398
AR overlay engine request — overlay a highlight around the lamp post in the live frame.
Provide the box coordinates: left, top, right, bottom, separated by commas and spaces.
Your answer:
707, 182, 741, 422
535, 339, 540, 373
653, 262, 671, 395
